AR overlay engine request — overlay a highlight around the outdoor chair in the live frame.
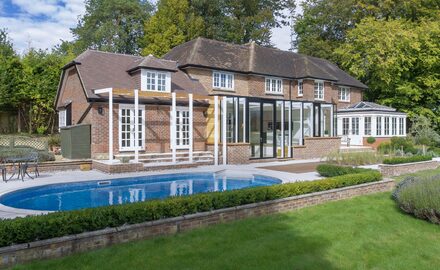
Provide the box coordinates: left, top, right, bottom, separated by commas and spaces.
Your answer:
22, 152, 40, 179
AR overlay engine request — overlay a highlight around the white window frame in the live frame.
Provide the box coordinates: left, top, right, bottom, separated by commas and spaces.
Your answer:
352, 117, 359, 135
297, 79, 303, 96
338, 86, 350, 102
58, 109, 66, 128
314, 80, 324, 100
364, 116, 372, 135
172, 107, 190, 149
141, 69, 171, 92
118, 104, 145, 151
265, 77, 283, 94
376, 116, 382, 136
342, 117, 349, 135
392, 117, 397, 135
212, 71, 234, 91
384, 117, 390, 135
399, 117, 404, 135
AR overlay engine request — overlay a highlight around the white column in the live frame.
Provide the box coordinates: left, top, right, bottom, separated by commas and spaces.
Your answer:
243, 100, 247, 143
371, 116, 377, 137
189, 94, 193, 163
222, 97, 227, 165
171, 92, 177, 163
288, 102, 292, 158
109, 89, 113, 162
300, 104, 303, 145
281, 102, 285, 158
235, 98, 239, 143
330, 106, 334, 137
214, 96, 219, 165
403, 116, 407, 136
134, 89, 139, 162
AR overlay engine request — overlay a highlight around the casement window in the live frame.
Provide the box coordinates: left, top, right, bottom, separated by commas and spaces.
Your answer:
384, 117, 390, 135
174, 108, 190, 148
376, 116, 382, 136
338, 87, 350, 102
265, 77, 283, 94
297, 80, 303, 96
58, 110, 66, 128
119, 105, 145, 151
141, 69, 171, 92
342, 117, 349, 135
392, 117, 397, 135
399, 118, 404, 135
351, 117, 359, 135
314, 80, 324, 100
364, 116, 371, 135
213, 71, 234, 90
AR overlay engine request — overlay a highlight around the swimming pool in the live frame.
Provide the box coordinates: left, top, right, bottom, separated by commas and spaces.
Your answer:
0, 172, 281, 211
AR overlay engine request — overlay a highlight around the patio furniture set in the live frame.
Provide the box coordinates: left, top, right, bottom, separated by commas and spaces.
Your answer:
0, 152, 40, 182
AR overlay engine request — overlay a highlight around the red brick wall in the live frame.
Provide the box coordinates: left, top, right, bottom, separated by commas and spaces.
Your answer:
57, 67, 90, 125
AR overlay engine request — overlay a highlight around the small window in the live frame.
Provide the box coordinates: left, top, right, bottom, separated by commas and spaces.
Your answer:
265, 77, 283, 94
58, 110, 66, 128
213, 71, 234, 90
314, 81, 324, 100
364, 117, 371, 135
342, 117, 349, 135
338, 87, 350, 102
384, 117, 390, 135
392, 117, 397, 135
298, 80, 303, 96
376, 116, 382, 136
351, 117, 359, 135
399, 118, 404, 135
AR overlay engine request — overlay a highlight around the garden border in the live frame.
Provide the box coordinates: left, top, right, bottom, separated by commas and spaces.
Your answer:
0, 179, 395, 268
379, 160, 440, 177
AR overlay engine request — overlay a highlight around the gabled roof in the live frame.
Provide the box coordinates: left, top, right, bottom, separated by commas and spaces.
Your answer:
338, 101, 398, 112
62, 50, 207, 99
163, 37, 367, 89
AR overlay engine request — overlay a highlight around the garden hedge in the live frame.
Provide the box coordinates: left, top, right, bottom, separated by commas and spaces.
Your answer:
0, 170, 382, 247
382, 155, 432, 165
316, 164, 372, 177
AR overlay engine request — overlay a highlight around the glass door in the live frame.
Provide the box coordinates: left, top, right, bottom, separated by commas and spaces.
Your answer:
249, 102, 261, 158
248, 100, 275, 159
262, 102, 275, 158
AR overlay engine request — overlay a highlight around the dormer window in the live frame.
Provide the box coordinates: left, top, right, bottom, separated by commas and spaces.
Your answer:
141, 69, 171, 92
213, 71, 234, 90
265, 77, 283, 94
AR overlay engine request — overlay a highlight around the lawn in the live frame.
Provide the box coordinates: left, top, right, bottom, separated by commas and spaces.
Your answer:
14, 192, 440, 270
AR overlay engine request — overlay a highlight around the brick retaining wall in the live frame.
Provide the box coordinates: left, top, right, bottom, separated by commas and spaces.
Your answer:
379, 160, 440, 177
0, 179, 395, 268
294, 137, 341, 159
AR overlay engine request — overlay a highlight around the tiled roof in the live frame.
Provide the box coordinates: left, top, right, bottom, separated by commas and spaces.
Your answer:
163, 37, 367, 89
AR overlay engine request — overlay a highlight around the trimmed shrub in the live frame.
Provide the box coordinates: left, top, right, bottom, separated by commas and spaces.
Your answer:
393, 175, 440, 224
383, 155, 432, 165
367, 137, 376, 144
0, 171, 382, 247
316, 164, 372, 177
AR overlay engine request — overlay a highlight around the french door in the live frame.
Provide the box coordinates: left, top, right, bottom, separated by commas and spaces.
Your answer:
119, 104, 145, 151
248, 100, 276, 159
175, 108, 190, 148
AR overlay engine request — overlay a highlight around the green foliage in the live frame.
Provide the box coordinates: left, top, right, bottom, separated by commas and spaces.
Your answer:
336, 18, 440, 127
0, 171, 381, 247
48, 134, 61, 148
410, 115, 440, 146
0, 147, 55, 162
324, 151, 384, 165
394, 175, 440, 224
316, 164, 371, 177
71, 0, 153, 55
383, 155, 432, 165
366, 137, 376, 144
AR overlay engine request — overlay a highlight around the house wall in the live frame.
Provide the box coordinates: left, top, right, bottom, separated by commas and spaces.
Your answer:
57, 67, 91, 125
90, 103, 207, 159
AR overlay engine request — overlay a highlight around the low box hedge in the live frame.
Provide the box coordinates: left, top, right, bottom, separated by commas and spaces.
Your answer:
317, 164, 372, 177
382, 155, 432, 165
0, 171, 382, 247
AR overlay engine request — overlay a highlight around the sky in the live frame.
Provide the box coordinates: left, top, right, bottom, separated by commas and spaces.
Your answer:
0, 0, 299, 54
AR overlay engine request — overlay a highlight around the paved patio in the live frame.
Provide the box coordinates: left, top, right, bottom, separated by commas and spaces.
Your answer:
0, 159, 323, 219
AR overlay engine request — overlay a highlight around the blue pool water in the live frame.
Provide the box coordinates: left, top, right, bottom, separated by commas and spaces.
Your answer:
0, 173, 281, 211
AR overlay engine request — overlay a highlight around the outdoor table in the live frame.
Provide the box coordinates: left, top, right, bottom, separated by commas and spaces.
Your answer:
4, 157, 34, 182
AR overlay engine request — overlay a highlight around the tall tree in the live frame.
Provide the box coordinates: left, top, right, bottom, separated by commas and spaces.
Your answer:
293, 0, 439, 62
336, 18, 440, 128
71, 0, 153, 55
141, 0, 205, 56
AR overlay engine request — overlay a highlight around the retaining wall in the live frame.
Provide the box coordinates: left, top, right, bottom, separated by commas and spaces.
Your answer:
379, 160, 440, 177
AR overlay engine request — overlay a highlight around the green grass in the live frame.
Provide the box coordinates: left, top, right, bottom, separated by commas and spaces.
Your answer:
393, 167, 440, 182
14, 192, 440, 270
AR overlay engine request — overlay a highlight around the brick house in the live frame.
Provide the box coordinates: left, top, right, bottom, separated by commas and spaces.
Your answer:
55, 37, 372, 165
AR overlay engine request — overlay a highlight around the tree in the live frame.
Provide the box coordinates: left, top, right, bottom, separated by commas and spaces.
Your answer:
410, 115, 440, 147
141, 0, 205, 56
335, 18, 440, 128
71, 0, 153, 55
293, 0, 440, 62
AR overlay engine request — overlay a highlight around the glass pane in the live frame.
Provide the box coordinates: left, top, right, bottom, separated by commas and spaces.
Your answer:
322, 105, 332, 137
303, 103, 313, 137
262, 103, 274, 158
249, 102, 261, 158
276, 101, 283, 157
292, 103, 301, 145
238, 98, 245, 142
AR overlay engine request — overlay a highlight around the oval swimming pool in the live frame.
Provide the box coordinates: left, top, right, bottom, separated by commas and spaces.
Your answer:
0, 173, 281, 211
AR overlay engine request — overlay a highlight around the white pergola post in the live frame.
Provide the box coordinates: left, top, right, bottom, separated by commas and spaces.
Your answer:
214, 96, 219, 165
222, 97, 227, 165
300, 104, 303, 146
281, 102, 285, 158
189, 94, 193, 163
94, 88, 114, 162
235, 98, 239, 143
171, 92, 177, 163
134, 89, 139, 163
288, 102, 292, 158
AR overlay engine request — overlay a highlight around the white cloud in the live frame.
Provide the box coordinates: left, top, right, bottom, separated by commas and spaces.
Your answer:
1, 0, 85, 54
